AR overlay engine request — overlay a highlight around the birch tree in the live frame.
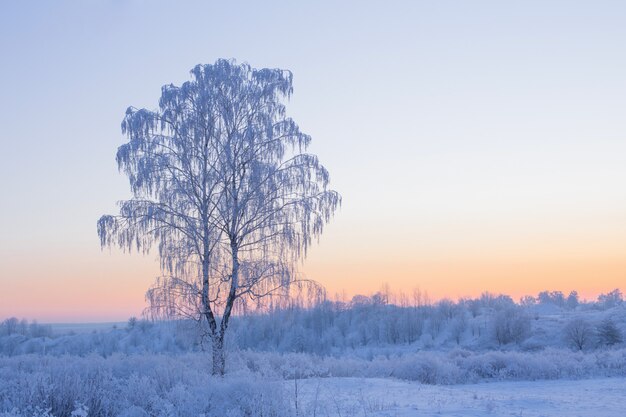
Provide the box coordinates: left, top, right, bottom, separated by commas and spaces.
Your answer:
98, 59, 340, 375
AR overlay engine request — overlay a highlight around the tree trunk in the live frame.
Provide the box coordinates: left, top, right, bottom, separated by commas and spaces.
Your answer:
212, 334, 226, 376
210, 241, 239, 376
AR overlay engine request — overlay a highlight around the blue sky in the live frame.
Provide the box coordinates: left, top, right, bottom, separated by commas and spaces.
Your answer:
1, 1, 625, 321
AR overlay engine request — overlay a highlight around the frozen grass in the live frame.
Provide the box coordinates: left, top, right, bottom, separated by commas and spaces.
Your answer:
0, 354, 288, 417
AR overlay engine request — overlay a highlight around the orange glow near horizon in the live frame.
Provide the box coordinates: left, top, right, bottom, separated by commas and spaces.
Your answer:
1, 191, 625, 322
305, 256, 626, 304
1, 223, 624, 322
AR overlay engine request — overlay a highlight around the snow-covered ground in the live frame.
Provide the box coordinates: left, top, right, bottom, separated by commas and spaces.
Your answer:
2, 296, 624, 416
294, 377, 626, 417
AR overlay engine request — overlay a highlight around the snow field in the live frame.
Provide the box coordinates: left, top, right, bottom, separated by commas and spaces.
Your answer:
292, 377, 626, 417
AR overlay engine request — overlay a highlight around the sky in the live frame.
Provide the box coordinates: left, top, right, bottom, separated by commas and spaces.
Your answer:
0, 1, 625, 322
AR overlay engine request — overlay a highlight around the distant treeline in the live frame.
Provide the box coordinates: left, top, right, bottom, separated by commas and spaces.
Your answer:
1, 288, 623, 357
230, 288, 624, 354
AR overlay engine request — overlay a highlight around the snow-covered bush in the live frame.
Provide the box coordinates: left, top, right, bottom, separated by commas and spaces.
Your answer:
492, 308, 531, 346
0, 354, 289, 417
564, 318, 594, 351
596, 318, 623, 347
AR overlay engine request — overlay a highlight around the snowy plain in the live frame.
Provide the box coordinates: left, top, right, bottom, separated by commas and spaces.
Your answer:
292, 376, 626, 417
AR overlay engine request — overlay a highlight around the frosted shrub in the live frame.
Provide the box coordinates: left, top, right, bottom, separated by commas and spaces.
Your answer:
492, 308, 531, 346
391, 354, 462, 384
0, 355, 289, 417
596, 318, 623, 346
564, 318, 594, 351
314, 348, 626, 384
